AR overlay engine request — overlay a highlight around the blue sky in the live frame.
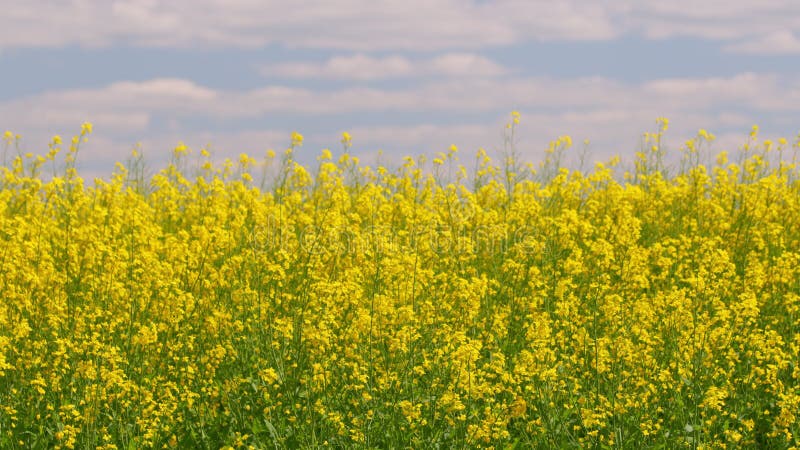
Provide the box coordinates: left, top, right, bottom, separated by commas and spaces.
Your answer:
3, 0, 800, 175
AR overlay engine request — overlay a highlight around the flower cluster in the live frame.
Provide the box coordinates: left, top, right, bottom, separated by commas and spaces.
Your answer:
1, 123, 799, 448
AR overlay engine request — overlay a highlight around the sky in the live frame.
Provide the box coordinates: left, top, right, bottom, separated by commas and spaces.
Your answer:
3, 0, 800, 176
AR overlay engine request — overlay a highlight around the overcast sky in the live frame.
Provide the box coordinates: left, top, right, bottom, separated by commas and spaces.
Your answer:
3, 0, 800, 175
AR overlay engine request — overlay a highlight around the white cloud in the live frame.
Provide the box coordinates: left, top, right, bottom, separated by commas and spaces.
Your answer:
4, 0, 800, 53
641, 73, 771, 106
261, 54, 414, 80
622, 0, 800, 40
347, 123, 495, 153
4, 72, 800, 176
5, 73, 800, 127
105, 79, 218, 101
260, 53, 508, 80
0, 0, 617, 52
725, 30, 800, 54
428, 53, 509, 78
0, 78, 218, 134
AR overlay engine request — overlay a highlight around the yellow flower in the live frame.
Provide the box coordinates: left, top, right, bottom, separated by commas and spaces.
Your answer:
656, 116, 669, 131
239, 153, 254, 167
509, 396, 527, 418
3, 118, 800, 449
174, 142, 189, 156
291, 131, 304, 147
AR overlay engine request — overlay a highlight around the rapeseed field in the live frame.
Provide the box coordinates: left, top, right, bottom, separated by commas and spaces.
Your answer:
1, 117, 799, 449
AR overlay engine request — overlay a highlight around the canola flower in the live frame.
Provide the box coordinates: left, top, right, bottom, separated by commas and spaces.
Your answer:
0, 122, 799, 449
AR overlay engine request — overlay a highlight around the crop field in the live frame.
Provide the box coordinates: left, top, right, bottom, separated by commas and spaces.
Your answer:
1, 119, 800, 449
